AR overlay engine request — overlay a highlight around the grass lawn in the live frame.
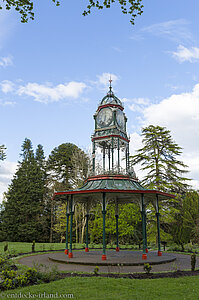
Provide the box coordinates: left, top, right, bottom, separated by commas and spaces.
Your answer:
0, 242, 85, 255
0, 242, 140, 256
1, 276, 199, 299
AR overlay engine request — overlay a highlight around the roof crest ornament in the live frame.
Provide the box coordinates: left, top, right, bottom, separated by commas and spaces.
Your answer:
109, 75, 112, 93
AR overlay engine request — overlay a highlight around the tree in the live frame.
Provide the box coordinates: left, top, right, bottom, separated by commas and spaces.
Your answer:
47, 143, 88, 191
0, 0, 143, 25
90, 203, 142, 245
83, 0, 143, 25
130, 125, 190, 194
1, 138, 48, 242
0, 145, 6, 161
47, 143, 89, 242
130, 125, 192, 247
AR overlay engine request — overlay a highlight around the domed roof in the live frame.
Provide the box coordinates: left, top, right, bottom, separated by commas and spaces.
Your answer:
100, 88, 123, 107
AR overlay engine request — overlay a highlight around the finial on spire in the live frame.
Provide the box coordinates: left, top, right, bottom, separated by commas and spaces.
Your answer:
109, 75, 112, 92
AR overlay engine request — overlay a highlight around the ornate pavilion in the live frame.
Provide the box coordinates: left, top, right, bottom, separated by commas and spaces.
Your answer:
52, 82, 174, 260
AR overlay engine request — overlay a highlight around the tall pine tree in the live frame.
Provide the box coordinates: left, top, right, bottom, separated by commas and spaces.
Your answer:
2, 139, 48, 242
130, 125, 190, 194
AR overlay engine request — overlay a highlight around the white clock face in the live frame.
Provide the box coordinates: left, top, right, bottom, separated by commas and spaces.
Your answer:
116, 109, 125, 129
96, 108, 113, 127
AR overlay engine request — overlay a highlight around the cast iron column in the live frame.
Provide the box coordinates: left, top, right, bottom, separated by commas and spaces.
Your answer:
141, 194, 147, 259
117, 138, 120, 173
103, 145, 106, 172
156, 194, 162, 256
112, 137, 114, 171
108, 145, 111, 171
125, 145, 128, 173
68, 195, 74, 258
65, 198, 70, 255
92, 141, 95, 174
85, 214, 89, 252
144, 210, 148, 253
115, 214, 119, 251
102, 192, 107, 260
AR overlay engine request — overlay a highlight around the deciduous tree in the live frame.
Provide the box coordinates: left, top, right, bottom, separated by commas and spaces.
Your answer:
0, 0, 143, 25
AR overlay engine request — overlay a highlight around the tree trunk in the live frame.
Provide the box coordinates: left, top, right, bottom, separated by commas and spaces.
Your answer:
81, 217, 87, 244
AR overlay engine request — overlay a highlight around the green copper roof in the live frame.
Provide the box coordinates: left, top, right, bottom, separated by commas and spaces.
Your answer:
77, 177, 146, 191
54, 175, 175, 202
100, 91, 123, 107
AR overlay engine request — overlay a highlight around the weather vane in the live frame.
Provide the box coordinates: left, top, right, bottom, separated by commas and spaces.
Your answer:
109, 75, 112, 92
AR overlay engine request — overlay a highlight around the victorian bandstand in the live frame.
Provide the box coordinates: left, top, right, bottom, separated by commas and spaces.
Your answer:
53, 83, 174, 261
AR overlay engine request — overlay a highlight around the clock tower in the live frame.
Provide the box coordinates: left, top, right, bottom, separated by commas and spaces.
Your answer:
91, 80, 135, 178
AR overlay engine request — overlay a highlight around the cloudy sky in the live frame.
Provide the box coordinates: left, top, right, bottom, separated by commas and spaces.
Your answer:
0, 0, 199, 202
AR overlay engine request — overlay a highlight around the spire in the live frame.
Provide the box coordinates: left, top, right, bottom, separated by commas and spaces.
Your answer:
109, 75, 112, 93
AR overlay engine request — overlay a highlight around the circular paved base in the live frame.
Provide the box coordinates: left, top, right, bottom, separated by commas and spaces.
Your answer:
48, 250, 176, 266
18, 251, 198, 273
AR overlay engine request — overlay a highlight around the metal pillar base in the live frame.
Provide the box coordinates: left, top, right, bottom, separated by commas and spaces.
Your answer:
116, 247, 120, 252
158, 251, 162, 256
64, 249, 68, 255
102, 254, 107, 261
142, 254, 147, 260
85, 247, 89, 252
68, 252, 73, 258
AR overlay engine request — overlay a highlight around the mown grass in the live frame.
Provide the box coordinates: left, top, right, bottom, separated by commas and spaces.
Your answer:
1, 276, 199, 300
0, 242, 141, 256
0, 242, 85, 255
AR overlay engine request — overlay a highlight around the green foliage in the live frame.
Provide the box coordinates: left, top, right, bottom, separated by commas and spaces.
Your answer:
130, 125, 190, 194
83, 0, 144, 25
32, 240, 35, 253
93, 266, 99, 275
0, 254, 59, 292
90, 203, 142, 245
1, 139, 49, 242
0, 0, 60, 23
0, 0, 143, 25
171, 191, 199, 249
4, 242, 8, 253
143, 263, 152, 274
191, 253, 196, 271
47, 143, 89, 191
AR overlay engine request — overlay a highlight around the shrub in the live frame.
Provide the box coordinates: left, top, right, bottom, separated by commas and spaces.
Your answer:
4, 242, 8, 253
93, 266, 99, 275
144, 263, 152, 274
191, 253, 196, 271
32, 240, 35, 253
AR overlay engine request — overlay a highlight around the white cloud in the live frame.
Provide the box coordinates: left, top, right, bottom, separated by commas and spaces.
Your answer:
0, 55, 13, 68
17, 81, 87, 103
0, 80, 87, 104
142, 19, 193, 44
96, 73, 119, 90
0, 100, 16, 106
0, 80, 15, 93
0, 161, 17, 203
129, 83, 199, 188
122, 97, 151, 112
172, 45, 199, 63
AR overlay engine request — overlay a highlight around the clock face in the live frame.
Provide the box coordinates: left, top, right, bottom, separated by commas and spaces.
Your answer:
116, 109, 125, 129
96, 108, 113, 127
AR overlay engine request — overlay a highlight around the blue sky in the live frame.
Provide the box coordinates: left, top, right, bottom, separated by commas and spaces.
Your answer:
1, 0, 199, 201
